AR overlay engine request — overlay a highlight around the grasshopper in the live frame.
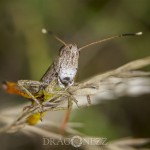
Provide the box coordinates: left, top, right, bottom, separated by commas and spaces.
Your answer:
2, 29, 142, 125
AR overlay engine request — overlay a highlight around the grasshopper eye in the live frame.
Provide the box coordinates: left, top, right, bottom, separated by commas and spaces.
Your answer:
59, 45, 65, 51
59, 45, 65, 54
69, 44, 78, 52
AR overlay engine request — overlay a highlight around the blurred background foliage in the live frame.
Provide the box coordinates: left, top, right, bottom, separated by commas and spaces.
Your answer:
0, 0, 150, 149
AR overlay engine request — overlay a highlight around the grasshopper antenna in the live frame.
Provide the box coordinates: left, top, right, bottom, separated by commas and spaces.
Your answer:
42, 28, 67, 46
78, 32, 143, 51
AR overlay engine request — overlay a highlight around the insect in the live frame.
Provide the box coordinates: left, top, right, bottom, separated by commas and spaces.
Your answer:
2, 29, 142, 125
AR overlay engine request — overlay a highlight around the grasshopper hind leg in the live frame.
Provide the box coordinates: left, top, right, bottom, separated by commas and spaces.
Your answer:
17, 80, 44, 112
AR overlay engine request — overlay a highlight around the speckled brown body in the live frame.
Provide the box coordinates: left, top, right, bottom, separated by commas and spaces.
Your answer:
40, 44, 79, 88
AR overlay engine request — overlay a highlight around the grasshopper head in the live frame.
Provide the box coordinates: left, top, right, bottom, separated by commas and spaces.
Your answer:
58, 44, 79, 87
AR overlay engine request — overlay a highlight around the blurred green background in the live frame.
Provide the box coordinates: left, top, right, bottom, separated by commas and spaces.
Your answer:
0, 0, 150, 149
